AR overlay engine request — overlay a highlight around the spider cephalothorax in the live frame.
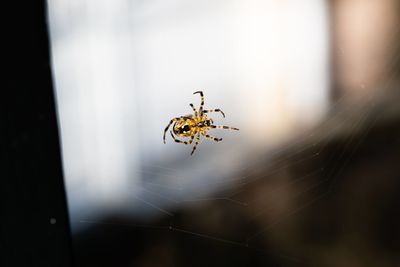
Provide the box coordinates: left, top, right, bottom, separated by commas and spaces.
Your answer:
163, 91, 239, 155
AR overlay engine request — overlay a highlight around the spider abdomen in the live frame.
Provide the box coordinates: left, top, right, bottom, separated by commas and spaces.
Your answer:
173, 117, 197, 137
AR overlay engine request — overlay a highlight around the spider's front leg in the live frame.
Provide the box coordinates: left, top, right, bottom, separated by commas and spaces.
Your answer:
189, 103, 198, 117
193, 91, 204, 115
169, 131, 194, 145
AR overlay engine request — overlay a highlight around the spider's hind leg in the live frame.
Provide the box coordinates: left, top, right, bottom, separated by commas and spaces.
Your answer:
210, 125, 239, 131
203, 109, 225, 118
169, 131, 194, 145
190, 132, 201, 155
201, 132, 222, 142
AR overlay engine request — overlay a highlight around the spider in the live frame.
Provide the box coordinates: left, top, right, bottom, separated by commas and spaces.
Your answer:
163, 91, 239, 155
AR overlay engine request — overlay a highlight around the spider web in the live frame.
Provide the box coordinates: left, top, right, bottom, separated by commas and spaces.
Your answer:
76, 83, 391, 265
48, 1, 400, 265
71, 38, 400, 265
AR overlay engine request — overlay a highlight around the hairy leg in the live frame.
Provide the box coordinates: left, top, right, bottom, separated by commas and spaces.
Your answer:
169, 131, 194, 145
193, 91, 204, 115
189, 103, 198, 117
210, 125, 239, 131
203, 108, 225, 118
163, 118, 179, 143
201, 132, 222, 142
190, 132, 201, 155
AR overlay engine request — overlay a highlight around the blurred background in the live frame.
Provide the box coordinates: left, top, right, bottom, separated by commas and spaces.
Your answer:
47, 0, 400, 266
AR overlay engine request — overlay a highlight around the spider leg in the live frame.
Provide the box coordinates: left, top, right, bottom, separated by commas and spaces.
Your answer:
210, 125, 239, 131
203, 109, 225, 118
169, 131, 194, 145
189, 103, 198, 117
201, 132, 223, 142
163, 117, 179, 144
193, 91, 204, 115
190, 132, 201, 155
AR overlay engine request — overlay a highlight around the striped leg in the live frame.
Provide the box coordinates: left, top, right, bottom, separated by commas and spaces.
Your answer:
203, 108, 225, 118
201, 132, 222, 142
163, 118, 179, 144
190, 132, 201, 155
189, 103, 198, 117
193, 91, 204, 115
210, 125, 239, 131
169, 131, 194, 145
